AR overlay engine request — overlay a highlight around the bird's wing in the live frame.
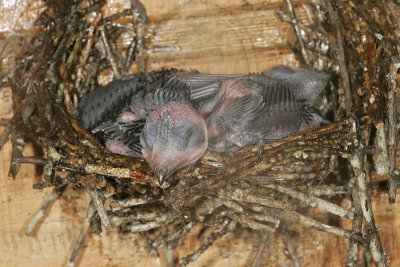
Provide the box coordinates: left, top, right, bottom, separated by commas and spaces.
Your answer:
220, 80, 267, 133
92, 120, 145, 155
146, 77, 193, 107
260, 80, 302, 139
78, 69, 179, 130
299, 105, 330, 126
223, 95, 265, 126
78, 74, 145, 130
265, 65, 330, 105
246, 74, 280, 90
175, 72, 241, 100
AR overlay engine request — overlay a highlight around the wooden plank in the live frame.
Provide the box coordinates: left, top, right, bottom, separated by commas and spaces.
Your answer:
145, 7, 300, 73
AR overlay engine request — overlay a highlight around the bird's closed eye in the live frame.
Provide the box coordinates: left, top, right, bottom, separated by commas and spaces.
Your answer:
142, 124, 157, 150
174, 125, 194, 151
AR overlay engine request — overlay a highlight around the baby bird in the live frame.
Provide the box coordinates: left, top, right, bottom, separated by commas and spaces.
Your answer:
140, 102, 208, 184
92, 77, 193, 157
205, 78, 328, 151
174, 66, 330, 151
78, 66, 330, 182
122, 77, 192, 122
87, 76, 208, 184
78, 70, 179, 130
175, 65, 330, 106
264, 65, 330, 105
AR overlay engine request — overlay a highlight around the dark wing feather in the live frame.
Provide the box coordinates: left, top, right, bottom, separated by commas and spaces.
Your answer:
175, 72, 241, 100
78, 75, 144, 130
78, 69, 178, 130
223, 95, 264, 126
218, 80, 269, 146
260, 80, 301, 139
265, 65, 330, 105
139, 77, 193, 115
92, 120, 145, 155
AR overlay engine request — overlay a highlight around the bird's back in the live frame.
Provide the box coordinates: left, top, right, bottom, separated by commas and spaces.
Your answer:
78, 69, 178, 130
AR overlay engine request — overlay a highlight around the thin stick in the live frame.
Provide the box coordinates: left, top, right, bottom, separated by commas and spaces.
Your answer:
164, 241, 175, 267
15, 156, 47, 165
387, 63, 398, 203
325, 0, 352, 114
284, 0, 309, 64
8, 132, 24, 180
0, 125, 11, 151
283, 230, 301, 267
230, 213, 276, 233
307, 184, 350, 196
25, 185, 68, 235
374, 123, 389, 176
218, 186, 286, 210
67, 203, 95, 267
251, 234, 269, 267
14, 156, 87, 179
98, 26, 121, 78
128, 0, 148, 72
88, 189, 112, 230
140, 233, 159, 257
351, 152, 388, 266
266, 184, 354, 219
347, 184, 363, 266
228, 187, 363, 243
275, 208, 365, 245
108, 196, 152, 211
102, 9, 133, 26
179, 219, 231, 267
121, 216, 174, 232
153, 222, 195, 247
124, 36, 137, 74
74, 12, 102, 91
110, 206, 174, 226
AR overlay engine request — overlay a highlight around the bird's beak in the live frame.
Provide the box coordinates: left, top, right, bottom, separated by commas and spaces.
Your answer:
158, 174, 165, 185
157, 168, 175, 186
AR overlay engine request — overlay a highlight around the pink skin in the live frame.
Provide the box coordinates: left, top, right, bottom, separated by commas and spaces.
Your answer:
140, 102, 208, 184
102, 110, 142, 157
200, 79, 259, 117
207, 121, 226, 150
117, 110, 143, 123
105, 139, 137, 157
206, 79, 261, 150
116, 96, 148, 124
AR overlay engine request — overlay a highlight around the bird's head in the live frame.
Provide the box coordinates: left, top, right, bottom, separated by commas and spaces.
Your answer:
140, 102, 208, 185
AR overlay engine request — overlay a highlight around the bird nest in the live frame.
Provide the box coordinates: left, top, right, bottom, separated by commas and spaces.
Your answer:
1, 0, 399, 266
